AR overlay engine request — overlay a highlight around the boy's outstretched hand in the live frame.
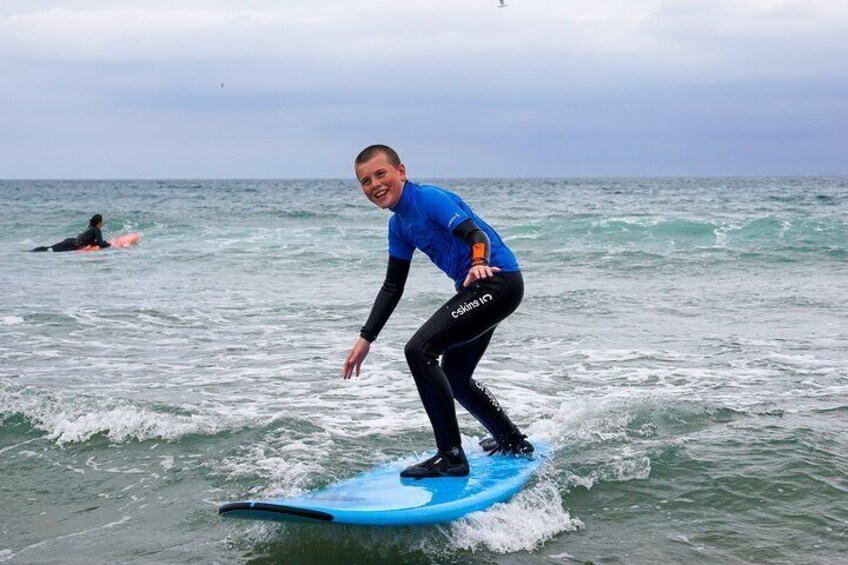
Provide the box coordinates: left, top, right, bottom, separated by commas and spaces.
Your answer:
463, 265, 501, 287
343, 337, 371, 379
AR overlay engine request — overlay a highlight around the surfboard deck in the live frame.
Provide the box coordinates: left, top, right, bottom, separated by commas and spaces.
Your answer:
219, 441, 549, 526
78, 232, 141, 252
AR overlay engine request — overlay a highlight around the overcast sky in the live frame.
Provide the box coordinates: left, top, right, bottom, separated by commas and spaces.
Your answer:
1, 1, 846, 178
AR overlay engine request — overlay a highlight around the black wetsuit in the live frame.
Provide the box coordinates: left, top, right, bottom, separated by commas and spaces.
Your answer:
32, 225, 110, 252
361, 181, 525, 454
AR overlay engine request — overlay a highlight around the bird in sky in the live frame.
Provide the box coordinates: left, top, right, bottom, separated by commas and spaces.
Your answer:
498, 0, 508, 7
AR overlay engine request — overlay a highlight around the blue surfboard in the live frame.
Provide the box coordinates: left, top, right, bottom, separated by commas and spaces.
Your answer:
219, 442, 549, 526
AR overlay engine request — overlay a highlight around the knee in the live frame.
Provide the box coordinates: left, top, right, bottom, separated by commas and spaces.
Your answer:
404, 335, 437, 367
404, 336, 424, 364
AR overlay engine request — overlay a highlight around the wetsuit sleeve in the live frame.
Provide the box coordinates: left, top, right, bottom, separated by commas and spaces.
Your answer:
452, 218, 491, 267
360, 256, 411, 342
94, 227, 110, 248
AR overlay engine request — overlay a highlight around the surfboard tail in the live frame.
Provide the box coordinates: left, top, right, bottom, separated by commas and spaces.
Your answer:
218, 501, 334, 523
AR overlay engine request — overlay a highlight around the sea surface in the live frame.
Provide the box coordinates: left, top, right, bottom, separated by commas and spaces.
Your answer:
1, 178, 846, 564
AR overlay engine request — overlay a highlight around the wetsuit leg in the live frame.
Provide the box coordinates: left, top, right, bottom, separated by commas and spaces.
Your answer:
404, 271, 523, 452
442, 328, 523, 441
32, 238, 78, 252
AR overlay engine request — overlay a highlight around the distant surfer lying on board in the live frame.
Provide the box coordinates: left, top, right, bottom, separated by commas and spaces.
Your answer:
343, 145, 533, 479
31, 214, 111, 252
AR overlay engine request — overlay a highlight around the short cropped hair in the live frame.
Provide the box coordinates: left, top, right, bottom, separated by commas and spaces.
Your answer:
355, 144, 401, 168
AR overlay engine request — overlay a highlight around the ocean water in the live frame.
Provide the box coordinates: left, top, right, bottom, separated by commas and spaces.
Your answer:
1, 177, 846, 564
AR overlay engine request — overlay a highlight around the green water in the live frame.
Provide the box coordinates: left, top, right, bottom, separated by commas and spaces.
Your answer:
1, 177, 846, 563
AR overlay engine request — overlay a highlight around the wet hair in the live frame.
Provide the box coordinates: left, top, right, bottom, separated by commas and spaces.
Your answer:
355, 145, 401, 168
89, 214, 103, 227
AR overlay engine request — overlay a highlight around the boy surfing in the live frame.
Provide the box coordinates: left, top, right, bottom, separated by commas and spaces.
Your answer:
343, 145, 533, 478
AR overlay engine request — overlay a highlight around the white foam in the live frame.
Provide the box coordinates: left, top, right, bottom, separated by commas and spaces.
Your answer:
548, 552, 580, 562
8, 515, 132, 560
218, 438, 331, 498
529, 397, 635, 446
159, 455, 175, 471
504, 233, 541, 241
0, 437, 40, 455
567, 453, 652, 490
0, 381, 251, 445
0, 316, 23, 326
447, 479, 583, 553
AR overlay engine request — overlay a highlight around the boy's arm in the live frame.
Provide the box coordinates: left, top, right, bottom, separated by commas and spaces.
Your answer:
360, 255, 411, 342
344, 255, 410, 379
452, 218, 490, 266
453, 218, 500, 287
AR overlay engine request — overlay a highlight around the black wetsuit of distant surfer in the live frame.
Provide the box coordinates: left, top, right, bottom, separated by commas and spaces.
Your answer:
359, 180, 533, 479
32, 215, 111, 252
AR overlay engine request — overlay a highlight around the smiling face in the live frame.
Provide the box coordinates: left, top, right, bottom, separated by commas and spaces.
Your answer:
355, 152, 407, 210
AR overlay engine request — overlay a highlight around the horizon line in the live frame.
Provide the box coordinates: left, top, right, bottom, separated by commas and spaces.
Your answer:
2, 174, 846, 182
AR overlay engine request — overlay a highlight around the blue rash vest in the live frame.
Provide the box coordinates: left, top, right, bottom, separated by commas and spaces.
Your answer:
387, 181, 520, 287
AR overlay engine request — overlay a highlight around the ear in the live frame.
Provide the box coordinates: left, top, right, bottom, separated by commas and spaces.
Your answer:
398, 163, 407, 181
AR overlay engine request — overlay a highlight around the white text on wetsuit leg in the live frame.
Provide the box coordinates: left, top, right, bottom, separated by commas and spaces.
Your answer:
451, 294, 494, 319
